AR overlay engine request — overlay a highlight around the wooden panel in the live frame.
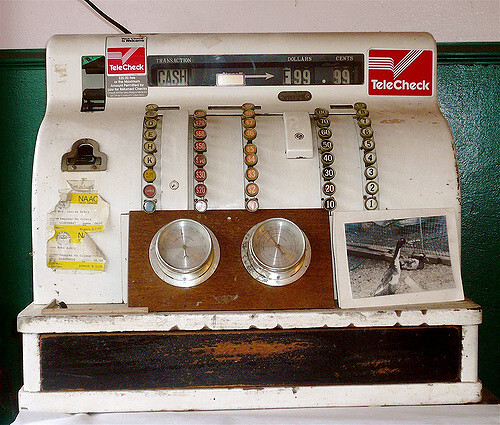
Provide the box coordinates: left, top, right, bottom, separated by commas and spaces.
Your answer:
40, 326, 461, 391
128, 209, 335, 311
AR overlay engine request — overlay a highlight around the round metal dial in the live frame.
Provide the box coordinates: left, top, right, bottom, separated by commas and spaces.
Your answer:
149, 218, 219, 287
241, 218, 311, 286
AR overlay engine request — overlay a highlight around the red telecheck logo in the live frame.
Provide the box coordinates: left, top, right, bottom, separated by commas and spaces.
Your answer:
107, 47, 146, 75
368, 49, 433, 96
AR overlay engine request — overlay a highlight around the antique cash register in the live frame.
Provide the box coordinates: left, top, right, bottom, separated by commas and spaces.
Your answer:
17, 33, 482, 412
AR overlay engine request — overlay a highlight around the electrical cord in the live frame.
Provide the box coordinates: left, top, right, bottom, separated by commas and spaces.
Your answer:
81, 0, 132, 34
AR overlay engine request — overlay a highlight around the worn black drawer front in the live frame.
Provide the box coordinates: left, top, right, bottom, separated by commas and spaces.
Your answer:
40, 326, 461, 391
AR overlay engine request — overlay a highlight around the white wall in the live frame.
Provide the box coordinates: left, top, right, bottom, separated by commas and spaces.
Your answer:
0, 0, 499, 49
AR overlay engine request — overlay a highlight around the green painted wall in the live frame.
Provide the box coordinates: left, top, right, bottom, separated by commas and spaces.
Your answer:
436, 46, 500, 404
0, 45, 498, 424
0, 50, 45, 425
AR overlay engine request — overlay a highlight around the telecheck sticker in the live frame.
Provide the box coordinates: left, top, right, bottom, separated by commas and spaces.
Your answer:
106, 36, 148, 97
368, 49, 433, 96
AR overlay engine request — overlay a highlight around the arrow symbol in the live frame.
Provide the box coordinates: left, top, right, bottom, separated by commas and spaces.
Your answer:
245, 73, 274, 80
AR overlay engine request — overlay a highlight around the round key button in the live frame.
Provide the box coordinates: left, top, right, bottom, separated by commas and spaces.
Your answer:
243, 118, 256, 129
144, 119, 157, 129
365, 181, 379, 195
244, 128, 257, 141
194, 168, 207, 182
364, 166, 378, 180
245, 153, 258, 167
193, 118, 207, 129
195, 198, 208, 213
143, 154, 157, 167
143, 141, 157, 153
194, 154, 207, 167
194, 129, 207, 140
246, 167, 259, 181
145, 104, 159, 111
314, 108, 329, 119
194, 141, 207, 153
145, 110, 158, 120
143, 169, 156, 183
323, 182, 336, 196
195, 183, 207, 197
357, 117, 371, 128
244, 143, 257, 154
363, 151, 377, 165
322, 167, 335, 180
193, 109, 207, 119
321, 152, 335, 166
143, 200, 156, 213
245, 198, 259, 213
245, 182, 259, 197
323, 197, 337, 211
319, 139, 333, 152
356, 109, 369, 119
317, 117, 331, 128
365, 197, 378, 210
354, 102, 367, 111
144, 130, 157, 141
318, 128, 332, 139
143, 184, 156, 198
242, 109, 256, 119
360, 127, 374, 139
362, 139, 375, 151
242, 103, 256, 111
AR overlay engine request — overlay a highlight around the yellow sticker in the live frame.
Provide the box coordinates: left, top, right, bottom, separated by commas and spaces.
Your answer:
47, 180, 108, 272
70, 193, 99, 204
50, 228, 85, 243
46, 260, 105, 270
54, 224, 105, 233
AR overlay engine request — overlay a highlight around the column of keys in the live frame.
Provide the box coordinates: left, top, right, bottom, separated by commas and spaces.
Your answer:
242, 103, 260, 213
193, 109, 208, 213
142, 103, 161, 213
354, 102, 380, 210
314, 107, 336, 212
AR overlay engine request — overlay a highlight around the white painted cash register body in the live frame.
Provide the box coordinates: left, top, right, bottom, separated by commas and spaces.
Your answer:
17, 33, 481, 412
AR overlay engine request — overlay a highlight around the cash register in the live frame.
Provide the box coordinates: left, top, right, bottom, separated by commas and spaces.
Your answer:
17, 32, 482, 412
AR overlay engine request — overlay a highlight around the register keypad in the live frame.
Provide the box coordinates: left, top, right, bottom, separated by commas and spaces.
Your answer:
141, 104, 161, 213
354, 102, 379, 210
193, 110, 208, 213
242, 103, 260, 212
315, 107, 337, 211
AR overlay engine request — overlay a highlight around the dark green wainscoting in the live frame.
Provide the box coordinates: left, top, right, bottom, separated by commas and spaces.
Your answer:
436, 44, 500, 406
0, 49, 46, 425
0, 44, 498, 423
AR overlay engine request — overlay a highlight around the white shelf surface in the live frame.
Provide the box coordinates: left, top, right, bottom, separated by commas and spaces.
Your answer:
13, 402, 499, 424
18, 299, 481, 334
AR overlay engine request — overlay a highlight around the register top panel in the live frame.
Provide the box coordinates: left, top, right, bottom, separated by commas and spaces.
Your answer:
147, 54, 364, 87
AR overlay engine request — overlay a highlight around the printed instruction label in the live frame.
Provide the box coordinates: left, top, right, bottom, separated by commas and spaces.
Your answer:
46, 180, 109, 271
47, 229, 106, 271
106, 36, 148, 98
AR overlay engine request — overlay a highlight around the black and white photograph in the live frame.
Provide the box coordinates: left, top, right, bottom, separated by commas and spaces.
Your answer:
334, 209, 464, 308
